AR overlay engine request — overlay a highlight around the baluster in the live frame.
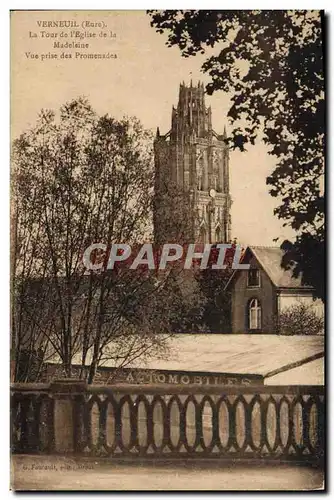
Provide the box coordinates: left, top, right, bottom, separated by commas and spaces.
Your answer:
228, 396, 237, 451
244, 397, 253, 453
130, 396, 138, 452
179, 396, 187, 451
114, 398, 122, 452
97, 397, 107, 454
195, 396, 203, 451
302, 397, 310, 454
287, 397, 294, 454
260, 395, 268, 454
146, 397, 154, 453
162, 395, 170, 451
211, 397, 219, 452
168, 396, 180, 451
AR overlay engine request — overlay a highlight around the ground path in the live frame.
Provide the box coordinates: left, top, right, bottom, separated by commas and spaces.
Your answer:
11, 454, 324, 491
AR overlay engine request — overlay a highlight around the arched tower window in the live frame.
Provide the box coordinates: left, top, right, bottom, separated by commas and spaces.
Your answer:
247, 298, 262, 331
199, 225, 207, 243
215, 226, 222, 243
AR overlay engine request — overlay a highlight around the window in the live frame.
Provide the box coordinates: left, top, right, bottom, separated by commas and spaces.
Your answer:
247, 268, 260, 287
248, 298, 262, 330
197, 175, 202, 191
184, 171, 189, 188
199, 226, 207, 243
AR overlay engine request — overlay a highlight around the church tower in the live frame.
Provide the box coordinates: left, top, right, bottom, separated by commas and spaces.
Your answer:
154, 82, 232, 244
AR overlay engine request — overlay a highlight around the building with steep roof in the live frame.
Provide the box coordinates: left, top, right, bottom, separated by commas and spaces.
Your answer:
225, 246, 324, 334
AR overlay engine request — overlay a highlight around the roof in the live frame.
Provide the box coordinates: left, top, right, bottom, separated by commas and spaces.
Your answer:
265, 357, 324, 385
226, 246, 313, 290
100, 334, 324, 378
250, 246, 309, 288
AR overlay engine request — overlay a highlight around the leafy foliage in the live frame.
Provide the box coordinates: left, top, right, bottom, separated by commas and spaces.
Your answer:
148, 10, 325, 300
196, 244, 237, 332
277, 301, 324, 336
12, 98, 200, 382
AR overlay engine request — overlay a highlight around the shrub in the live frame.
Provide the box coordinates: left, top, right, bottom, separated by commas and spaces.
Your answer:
277, 302, 324, 336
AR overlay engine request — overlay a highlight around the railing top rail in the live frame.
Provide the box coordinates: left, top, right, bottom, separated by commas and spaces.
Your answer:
85, 383, 325, 395
11, 383, 50, 393
11, 382, 325, 396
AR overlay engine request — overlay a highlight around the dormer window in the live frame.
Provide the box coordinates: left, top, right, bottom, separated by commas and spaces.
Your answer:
247, 269, 260, 287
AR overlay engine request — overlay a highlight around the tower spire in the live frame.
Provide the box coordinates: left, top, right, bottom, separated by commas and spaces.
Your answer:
153, 82, 231, 245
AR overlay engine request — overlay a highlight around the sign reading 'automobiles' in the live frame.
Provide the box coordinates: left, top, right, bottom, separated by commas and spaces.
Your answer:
121, 369, 263, 386
44, 364, 264, 386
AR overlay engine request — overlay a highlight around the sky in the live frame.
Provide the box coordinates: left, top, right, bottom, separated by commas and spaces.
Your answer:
11, 10, 295, 246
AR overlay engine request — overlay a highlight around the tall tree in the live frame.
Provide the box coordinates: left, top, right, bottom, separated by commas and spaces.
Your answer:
148, 10, 325, 300
12, 97, 199, 382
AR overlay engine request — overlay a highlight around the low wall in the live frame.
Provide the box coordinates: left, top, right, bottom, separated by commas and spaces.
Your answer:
11, 381, 324, 462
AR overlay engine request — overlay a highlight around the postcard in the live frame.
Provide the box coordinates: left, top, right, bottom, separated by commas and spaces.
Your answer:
10, 10, 325, 491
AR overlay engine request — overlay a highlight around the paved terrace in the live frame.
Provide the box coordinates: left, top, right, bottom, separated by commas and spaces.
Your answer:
12, 455, 324, 491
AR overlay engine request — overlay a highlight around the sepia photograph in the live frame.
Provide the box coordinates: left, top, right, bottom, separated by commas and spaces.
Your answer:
10, 9, 325, 491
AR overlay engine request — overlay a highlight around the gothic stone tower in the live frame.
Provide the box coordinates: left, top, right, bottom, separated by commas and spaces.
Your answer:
154, 82, 232, 244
